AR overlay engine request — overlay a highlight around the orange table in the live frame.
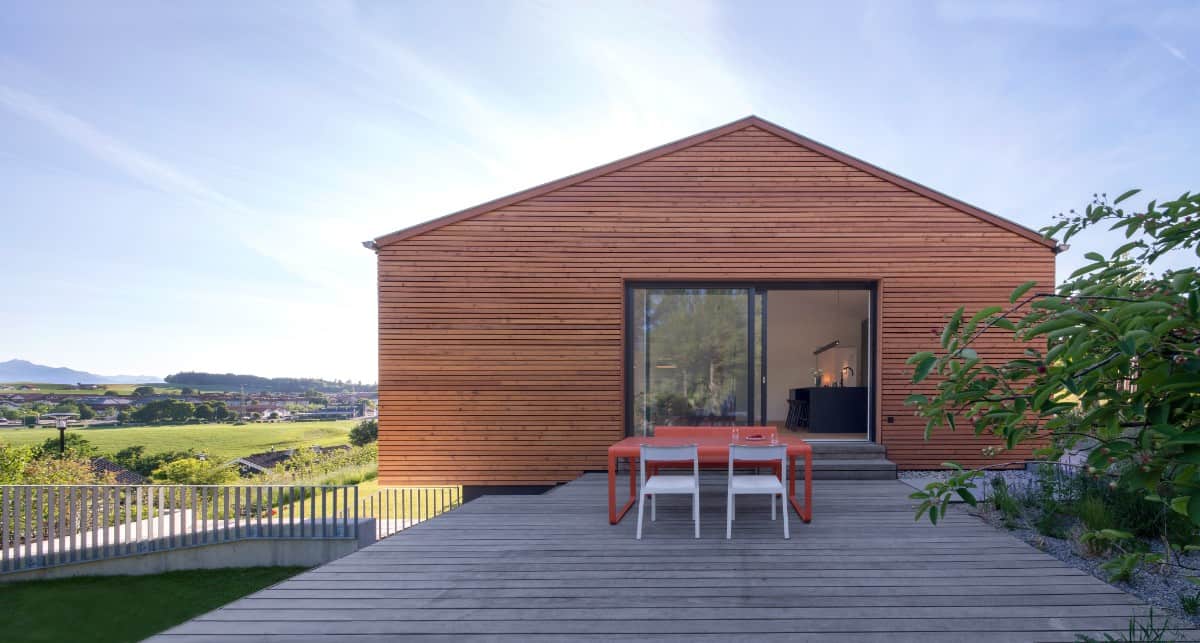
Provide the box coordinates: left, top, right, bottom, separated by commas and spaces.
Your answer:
607, 435, 813, 525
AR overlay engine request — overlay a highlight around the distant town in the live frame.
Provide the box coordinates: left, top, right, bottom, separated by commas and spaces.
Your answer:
0, 370, 377, 428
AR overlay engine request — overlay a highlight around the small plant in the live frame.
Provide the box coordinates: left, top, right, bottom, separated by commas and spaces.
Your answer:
1179, 591, 1200, 616
1034, 499, 1071, 539
1075, 608, 1180, 642
1100, 551, 1163, 584
989, 477, 1022, 528
1075, 494, 1115, 532
1079, 529, 1133, 558
910, 463, 980, 525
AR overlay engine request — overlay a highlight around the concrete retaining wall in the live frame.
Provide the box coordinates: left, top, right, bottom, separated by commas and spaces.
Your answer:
1, 518, 376, 582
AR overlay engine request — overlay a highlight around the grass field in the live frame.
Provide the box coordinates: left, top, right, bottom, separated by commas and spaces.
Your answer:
0, 567, 305, 643
0, 420, 357, 459
0, 382, 179, 396
0, 382, 280, 395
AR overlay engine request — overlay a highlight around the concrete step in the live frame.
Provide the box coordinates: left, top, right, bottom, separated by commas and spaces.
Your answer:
798, 458, 898, 480
806, 441, 888, 460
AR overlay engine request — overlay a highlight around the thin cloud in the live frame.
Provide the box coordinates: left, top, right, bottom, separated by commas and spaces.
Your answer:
0, 83, 250, 214
0, 83, 363, 291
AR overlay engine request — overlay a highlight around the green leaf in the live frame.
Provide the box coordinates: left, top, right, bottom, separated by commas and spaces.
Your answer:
906, 351, 935, 365
959, 348, 978, 360
992, 317, 1017, 331
912, 356, 936, 383
1025, 316, 1083, 337
1113, 188, 1141, 204
970, 306, 1003, 324
1010, 281, 1037, 303
1165, 433, 1200, 447
941, 307, 963, 349
956, 488, 977, 506
1172, 496, 1191, 516
1189, 494, 1200, 527
904, 394, 928, 406
1115, 301, 1175, 318
1111, 240, 1146, 258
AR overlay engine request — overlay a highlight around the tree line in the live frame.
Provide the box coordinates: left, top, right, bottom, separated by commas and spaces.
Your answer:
165, 372, 376, 393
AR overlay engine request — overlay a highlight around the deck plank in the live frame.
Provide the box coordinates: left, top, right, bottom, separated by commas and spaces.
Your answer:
148, 475, 1194, 641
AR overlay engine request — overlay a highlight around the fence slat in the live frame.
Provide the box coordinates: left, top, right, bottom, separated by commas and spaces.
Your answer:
0, 484, 380, 574
298, 485, 305, 538
1, 486, 8, 573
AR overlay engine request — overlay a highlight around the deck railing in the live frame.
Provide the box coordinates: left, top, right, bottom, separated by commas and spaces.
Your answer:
0, 484, 358, 574
361, 486, 462, 539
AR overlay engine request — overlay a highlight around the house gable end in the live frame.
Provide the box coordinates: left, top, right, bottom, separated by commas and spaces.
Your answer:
372, 116, 1055, 250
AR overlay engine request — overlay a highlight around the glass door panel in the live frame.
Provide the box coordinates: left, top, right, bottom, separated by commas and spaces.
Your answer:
630, 288, 751, 436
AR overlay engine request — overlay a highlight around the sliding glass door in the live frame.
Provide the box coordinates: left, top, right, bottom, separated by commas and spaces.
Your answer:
627, 282, 877, 440
628, 287, 758, 436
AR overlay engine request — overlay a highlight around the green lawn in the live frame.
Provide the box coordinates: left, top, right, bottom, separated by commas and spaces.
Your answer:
0, 567, 305, 643
0, 383, 180, 396
0, 420, 357, 460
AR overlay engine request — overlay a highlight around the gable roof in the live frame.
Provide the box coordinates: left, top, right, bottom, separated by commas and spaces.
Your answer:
90, 456, 149, 485
369, 115, 1057, 250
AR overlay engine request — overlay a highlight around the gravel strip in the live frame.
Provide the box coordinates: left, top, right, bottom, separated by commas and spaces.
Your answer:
901, 469, 1200, 628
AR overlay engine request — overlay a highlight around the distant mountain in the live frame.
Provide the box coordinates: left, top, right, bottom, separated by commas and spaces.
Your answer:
0, 359, 160, 385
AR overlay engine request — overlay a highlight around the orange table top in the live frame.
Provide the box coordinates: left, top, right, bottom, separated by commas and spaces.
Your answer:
608, 434, 812, 459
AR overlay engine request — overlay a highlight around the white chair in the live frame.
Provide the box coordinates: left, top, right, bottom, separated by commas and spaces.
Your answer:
636, 444, 700, 540
726, 444, 789, 539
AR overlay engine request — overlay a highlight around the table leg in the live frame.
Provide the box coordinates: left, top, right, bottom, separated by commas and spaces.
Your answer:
609, 452, 637, 525
788, 452, 813, 523
803, 451, 813, 522
608, 450, 617, 524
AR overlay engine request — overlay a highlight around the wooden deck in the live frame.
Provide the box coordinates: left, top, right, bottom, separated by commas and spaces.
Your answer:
150, 474, 1189, 642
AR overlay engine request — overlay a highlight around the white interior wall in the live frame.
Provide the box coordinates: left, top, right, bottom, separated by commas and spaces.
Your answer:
764, 290, 870, 422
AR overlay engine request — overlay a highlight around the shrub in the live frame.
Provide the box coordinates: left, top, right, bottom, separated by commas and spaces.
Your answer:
1100, 551, 1162, 584
257, 444, 378, 486
152, 458, 238, 484
37, 433, 97, 458
0, 444, 33, 484
990, 478, 1022, 528
22, 455, 116, 485
349, 419, 378, 446
1075, 494, 1115, 532
1079, 529, 1132, 557
906, 190, 1200, 531
1033, 503, 1070, 539
113, 445, 195, 476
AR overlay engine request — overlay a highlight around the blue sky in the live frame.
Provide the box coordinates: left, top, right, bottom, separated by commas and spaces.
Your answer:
1, 1, 1196, 382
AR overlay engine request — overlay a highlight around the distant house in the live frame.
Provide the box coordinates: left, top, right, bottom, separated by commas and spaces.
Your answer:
83, 396, 133, 407
293, 405, 360, 421
261, 408, 292, 422
227, 445, 350, 477
90, 457, 149, 484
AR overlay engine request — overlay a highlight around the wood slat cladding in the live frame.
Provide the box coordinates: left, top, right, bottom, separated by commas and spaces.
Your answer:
376, 122, 1055, 486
